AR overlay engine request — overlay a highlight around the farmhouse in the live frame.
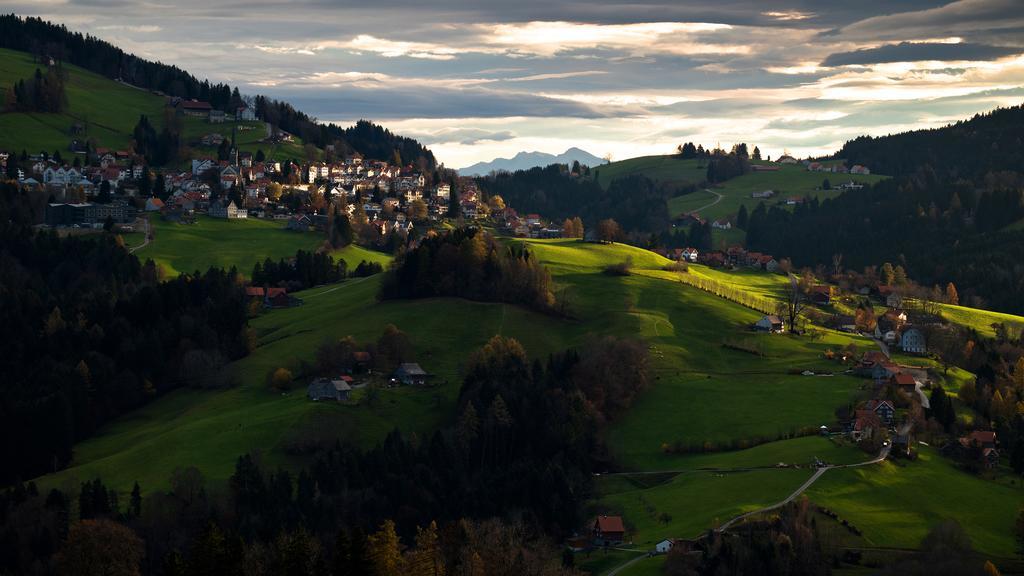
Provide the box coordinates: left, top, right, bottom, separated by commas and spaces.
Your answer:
890, 373, 917, 395
862, 399, 895, 425
850, 410, 882, 441
711, 219, 731, 230
592, 516, 625, 546
955, 431, 999, 468
307, 378, 352, 402
900, 327, 927, 354
176, 99, 213, 118
655, 539, 674, 554
392, 363, 430, 386
751, 189, 775, 198
777, 155, 798, 164
755, 315, 785, 333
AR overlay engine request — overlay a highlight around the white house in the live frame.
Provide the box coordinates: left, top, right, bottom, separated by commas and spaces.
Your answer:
655, 539, 674, 554
712, 219, 731, 230
755, 315, 785, 333
435, 184, 451, 200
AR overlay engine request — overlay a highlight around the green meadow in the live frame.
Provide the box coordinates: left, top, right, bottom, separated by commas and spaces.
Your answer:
935, 302, 1024, 338
592, 155, 706, 189
0, 47, 166, 153
137, 215, 326, 277
668, 163, 886, 223
807, 448, 1023, 558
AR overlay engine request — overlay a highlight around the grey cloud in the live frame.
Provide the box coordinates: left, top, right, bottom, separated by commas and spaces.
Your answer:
822, 42, 1022, 66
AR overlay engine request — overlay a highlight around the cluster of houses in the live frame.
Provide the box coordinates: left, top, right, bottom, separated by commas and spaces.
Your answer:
697, 245, 780, 272
305, 360, 432, 403
774, 154, 871, 176
945, 430, 1000, 469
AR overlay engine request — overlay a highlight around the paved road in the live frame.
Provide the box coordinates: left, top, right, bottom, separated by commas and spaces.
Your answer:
129, 217, 150, 254
690, 189, 724, 214
716, 443, 892, 532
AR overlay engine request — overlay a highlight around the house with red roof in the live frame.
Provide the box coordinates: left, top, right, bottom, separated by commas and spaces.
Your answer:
592, 515, 625, 546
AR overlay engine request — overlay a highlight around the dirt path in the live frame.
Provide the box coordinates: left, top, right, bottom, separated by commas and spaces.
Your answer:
129, 217, 151, 254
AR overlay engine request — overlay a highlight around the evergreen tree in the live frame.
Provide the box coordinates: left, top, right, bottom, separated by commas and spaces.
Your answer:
737, 204, 749, 230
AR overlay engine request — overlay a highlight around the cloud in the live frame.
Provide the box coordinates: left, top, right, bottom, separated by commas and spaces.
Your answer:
822, 42, 1023, 67
762, 11, 816, 22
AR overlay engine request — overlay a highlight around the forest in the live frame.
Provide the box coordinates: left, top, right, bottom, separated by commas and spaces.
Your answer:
379, 227, 559, 314
477, 165, 686, 234
744, 105, 1024, 314
0, 333, 651, 575
0, 182, 251, 483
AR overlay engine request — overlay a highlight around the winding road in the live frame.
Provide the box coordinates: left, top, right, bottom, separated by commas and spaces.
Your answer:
689, 189, 724, 214
602, 437, 901, 575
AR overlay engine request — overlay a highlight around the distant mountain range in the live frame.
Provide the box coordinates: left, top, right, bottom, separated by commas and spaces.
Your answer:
458, 147, 605, 176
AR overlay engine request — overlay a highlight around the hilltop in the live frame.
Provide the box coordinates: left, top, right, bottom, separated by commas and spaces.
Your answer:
458, 146, 605, 176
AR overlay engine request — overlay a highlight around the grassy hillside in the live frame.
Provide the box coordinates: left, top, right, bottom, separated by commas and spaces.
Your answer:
592, 155, 706, 188
807, 448, 1022, 557
668, 163, 887, 223
35, 237, 1016, 559
0, 47, 165, 153
136, 215, 381, 277
179, 116, 314, 164
935, 302, 1024, 338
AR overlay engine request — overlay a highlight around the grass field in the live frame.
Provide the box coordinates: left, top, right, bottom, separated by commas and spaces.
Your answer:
592, 155, 706, 189
137, 215, 329, 277
935, 302, 1024, 338
668, 163, 887, 223
0, 48, 166, 153
178, 116, 314, 165
807, 448, 1023, 557
600, 467, 814, 546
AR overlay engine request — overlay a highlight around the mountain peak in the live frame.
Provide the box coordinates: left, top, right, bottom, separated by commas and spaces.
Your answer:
459, 147, 605, 176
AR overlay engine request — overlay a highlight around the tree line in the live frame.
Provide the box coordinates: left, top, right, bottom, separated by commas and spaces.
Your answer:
477, 164, 687, 235
251, 249, 382, 293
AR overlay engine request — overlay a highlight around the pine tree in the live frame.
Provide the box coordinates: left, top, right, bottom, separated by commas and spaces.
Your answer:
129, 482, 141, 518
367, 520, 403, 576
946, 282, 959, 305
737, 204, 749, 230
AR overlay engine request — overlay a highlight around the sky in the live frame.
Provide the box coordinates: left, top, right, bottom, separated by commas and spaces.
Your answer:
9, 0, 1024, 168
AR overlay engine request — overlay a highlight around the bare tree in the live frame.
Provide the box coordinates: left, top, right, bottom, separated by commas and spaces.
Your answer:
780, 275, 808, 334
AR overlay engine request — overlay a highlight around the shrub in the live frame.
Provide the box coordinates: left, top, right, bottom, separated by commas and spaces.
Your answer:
603, 257, 633, 276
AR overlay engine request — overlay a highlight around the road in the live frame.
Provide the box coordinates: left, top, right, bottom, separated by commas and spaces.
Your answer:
599, 441, 895, 575
129, 217, 151, 254
716, 441, 892, 532
689, 189, 724, 214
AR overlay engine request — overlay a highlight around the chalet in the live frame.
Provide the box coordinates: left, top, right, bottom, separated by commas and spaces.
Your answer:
209, 110, 226, 123
890, 373, 917, 395
900, 327, 927, 354
592, 516, 625, 546
392, 363, 430, 386
755, 315, 785, 333
850, 164, 871, 175
682, 247, 699, 262
862, 399, 895, 425
777, 155, 798, 164
760, 255, 779, 272
751, 190, 774, 198
307, 378, 352, 402
209, 199, 247, 219
957, 431, 999, 468
177, 100, 213, 118
850, 410, 882, 441
711, 219, 731, 230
